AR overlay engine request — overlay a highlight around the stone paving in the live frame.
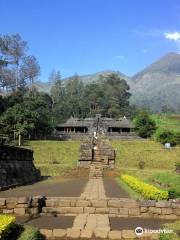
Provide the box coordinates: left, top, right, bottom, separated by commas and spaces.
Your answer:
81, 178, 106, 200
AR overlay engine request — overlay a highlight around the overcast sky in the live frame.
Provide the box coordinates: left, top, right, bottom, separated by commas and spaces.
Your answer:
1, 0, 180, 81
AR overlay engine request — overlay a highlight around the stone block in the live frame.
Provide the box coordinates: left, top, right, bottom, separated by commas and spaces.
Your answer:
80, 229, 93, 239
128, 208, 140, 216
95, 208, 109, 214
76, 200, 90, 207
58, 199, 71, 207
70, 207, 84, 214
94, 229, 108, 239
91, 200, 107, 208
108, 230, 122, 239
17, 197, 29, 204
158, 214, 177, 220
45, 199, 58, 207
173, 208, 180, 215
122, 230, 136, 239
6, 197, 18, 208
53, 229, 66, 239
149, 207, 162, 214
156, 201, 171, 208
119, 208, 128, 215
140, 200, 156, 207
84, 207, 95, 214
108, 200, 121, 208
67, 228, 81, 239
16, 203, 29, 208
140, 212, 152, 218
172, 203, 180, 209
109, 208, 118, 214
14, 207, 26, 216
140, 207, 148, 213
161, 208, 173, 215
3, 209, 14, 214
0, 198, 6, 206
40, 229, 53, 238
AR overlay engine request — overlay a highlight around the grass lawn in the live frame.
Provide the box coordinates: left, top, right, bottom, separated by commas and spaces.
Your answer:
26, 141, 81, 176
112, 140, 180, 199
112, 140, 180, 170
151, 113, 180, 133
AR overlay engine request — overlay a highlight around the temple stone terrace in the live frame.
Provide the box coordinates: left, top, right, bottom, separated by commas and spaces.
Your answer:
55, 114, 137, 140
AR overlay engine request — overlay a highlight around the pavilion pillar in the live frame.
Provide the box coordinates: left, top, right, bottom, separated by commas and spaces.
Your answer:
74, 128, 75, 133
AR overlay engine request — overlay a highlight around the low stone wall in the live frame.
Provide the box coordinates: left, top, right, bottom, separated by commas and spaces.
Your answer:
40, 228, 159, 240
0, 196, 44, 216
0, 145, 41, 189
1, 196, 179, 220
42, 197, 180, 220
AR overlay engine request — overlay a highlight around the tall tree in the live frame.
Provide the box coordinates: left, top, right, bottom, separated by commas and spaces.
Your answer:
0, 34, 27, 90
20, 55, 40, 92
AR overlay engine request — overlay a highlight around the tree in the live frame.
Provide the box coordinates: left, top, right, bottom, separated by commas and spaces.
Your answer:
20, 55, 40, 92
0, 34, 27, 90
156, 130, 180, 146
134, 110, 156, 138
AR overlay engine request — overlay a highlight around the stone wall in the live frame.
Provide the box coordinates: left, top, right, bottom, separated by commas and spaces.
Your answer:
42, 197, 180, 220
0, 196, 44, 216
1, 196, 179, 220
0, 145, 41, 190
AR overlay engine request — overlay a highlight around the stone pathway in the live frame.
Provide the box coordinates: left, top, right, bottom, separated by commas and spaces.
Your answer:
73, 162, 111, 235
81, 178, 106, 199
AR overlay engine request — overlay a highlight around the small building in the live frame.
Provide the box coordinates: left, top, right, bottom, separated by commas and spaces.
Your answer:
55, 115, 136, 140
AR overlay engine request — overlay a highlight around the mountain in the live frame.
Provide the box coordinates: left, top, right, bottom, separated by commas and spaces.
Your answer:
35, 53, 180, 113
130, 53, 180, 112
36, 70, 131, 92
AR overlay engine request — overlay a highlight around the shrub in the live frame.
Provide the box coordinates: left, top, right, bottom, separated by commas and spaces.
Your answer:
133, 110, 156, 138
121, 174, 168, 200
17, 225, 42, 240
0, 215, 16, 239
168, 188, 180, 199
138, 160, 145, 169
175, 162, 180, 173
156, 130, 180, 146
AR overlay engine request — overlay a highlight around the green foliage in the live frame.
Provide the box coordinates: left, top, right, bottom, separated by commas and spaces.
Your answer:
0, 92, 53, 140
156, 130, 180, 146
17, 225, 42, 240
0, 215, 16, 240
121, 174, 168, 200
134, 110, 156, 138
50, 73, 132, 123
159, 233, 178, 240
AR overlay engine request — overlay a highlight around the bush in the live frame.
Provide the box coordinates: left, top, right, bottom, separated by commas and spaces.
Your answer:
0, 215, 16, 240
156, 130, 180, 146
121, 174, 168, 200
133, 110, 156, 138
17, 225, 42, 240
168, 188, 180, 199
138, 160, 145, 169
175, 162, 180, 173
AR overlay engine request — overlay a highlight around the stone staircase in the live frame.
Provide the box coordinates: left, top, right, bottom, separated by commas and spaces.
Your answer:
89, 163, 103, 179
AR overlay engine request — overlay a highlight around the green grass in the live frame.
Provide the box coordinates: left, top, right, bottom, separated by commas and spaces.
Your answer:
26, 141, 81, 176
152, 114, 180, 133
112, 140, 180, 170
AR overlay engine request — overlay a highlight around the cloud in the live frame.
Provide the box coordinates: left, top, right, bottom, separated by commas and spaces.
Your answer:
164, 32, 180, 41
115, 55, 125, 59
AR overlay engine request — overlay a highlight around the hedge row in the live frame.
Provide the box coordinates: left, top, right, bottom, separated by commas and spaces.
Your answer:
121, 174, 168, 200
0, 215, 16, 239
